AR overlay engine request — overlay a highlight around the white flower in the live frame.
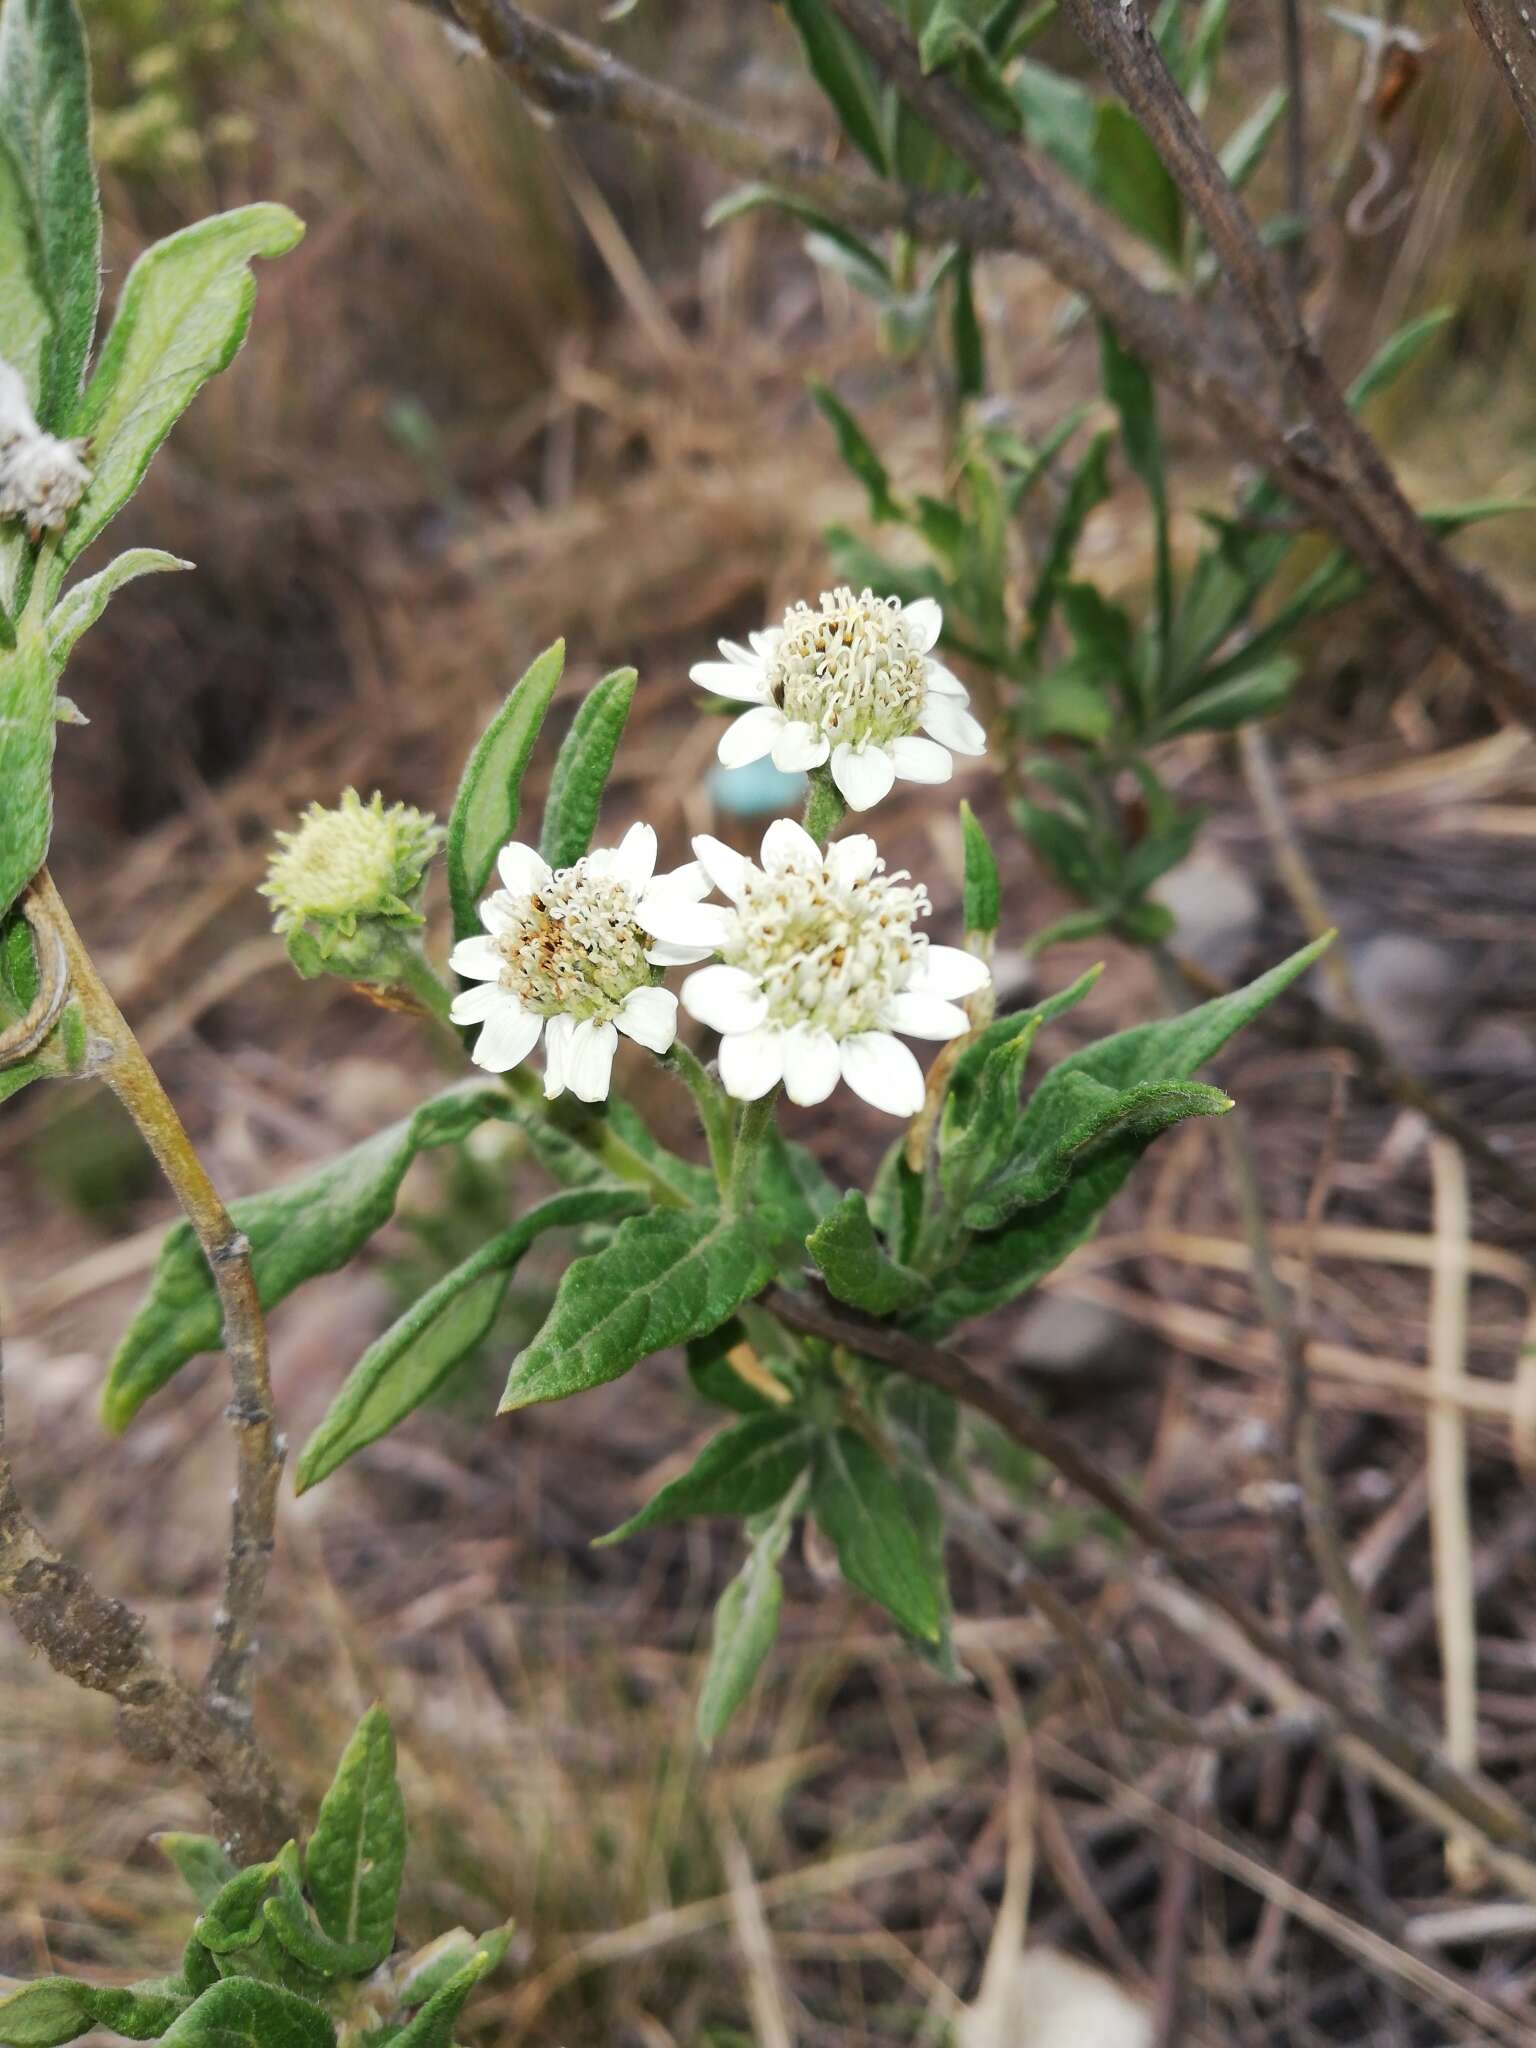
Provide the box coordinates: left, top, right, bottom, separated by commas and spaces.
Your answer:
689, 587, 987, 814
637, 818, 991, 1117
447, 823, 710, 1102
0, 356, 90, 539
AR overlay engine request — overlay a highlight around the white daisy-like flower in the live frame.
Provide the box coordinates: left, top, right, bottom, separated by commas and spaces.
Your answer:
636, 818, 991, 1117
448, 823, 711, 1102
689, 586, 987, 813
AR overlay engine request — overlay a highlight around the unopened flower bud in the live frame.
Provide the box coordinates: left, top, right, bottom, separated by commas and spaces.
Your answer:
0, 358, 91, 539
261, 788, 442, 983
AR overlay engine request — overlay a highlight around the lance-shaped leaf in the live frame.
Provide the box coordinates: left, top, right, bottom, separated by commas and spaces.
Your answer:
959, 800, 999, 937
598, 1410, 815, 1544
697, 1482, 802, 1747
303, 1705, 406, 1968
155, 1833, 238, 1910
0, 1975, 188, 2046
926, 939, 1330, 1326
446, 638, 563, 940
57, 204, 304, 576
262, 1844, 375, 1981
810, 380, 902, 524
48, 549, 189, 665
194, 1860, 281, 1957
157, 1979, 334, 2048
538, 664, 636, 871
397, 1927, 512, 2011
780, 0, 887, 172
296, 1187, 643, 1492
105, 1084, 513, 1429
500, 1208, 777, 1411
391, 1950, 495, 2048
806, 1190, 930, 1318
811, 1429, 942, 1643
0, 0, 99, 428
0, 628, 57, 919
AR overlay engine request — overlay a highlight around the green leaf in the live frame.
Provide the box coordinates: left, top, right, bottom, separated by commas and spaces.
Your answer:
105, 1083, 512, 1430
397, 1928, 511, 2011
48, 549, 190, 665
810, 380, 902, 524
1059, 582, 1136, 692
1011, 57, 1097, 188
1013, 798, 1110, 905
940, 1015, 1042, 1204
499, 1208, 777, 1411
704, 185, 892, 285
1024, 428, 1111, 655
263, 1844, 374, 1981
446, 638, 563, 941
302, 1706, 405, 1967
195, 1862, 280, 1955
812, 1430, 941, 1643
60, 205, 305, 574
390, 1953, 494, 2048
806, 1190, 930, 1317
1093, 105, 1182, 261
1152, 653, 1297, 738
604, 1095, 718, 1207
949, 250, 985, 401
1219, 86, 1287, 191
959, 799, 1000, 936
155, 1833, 239, 1910
180, 1941, 219, 2002
157, 1979, 334, 2048
0, 1976, 188, 2047
697, 1482, 802, 1746
751, 1126, 840, 1268
780, 0, 888, 172
945, 967, 1102, 1124
926, 939, 1329, 1323
1348, 307, 1453, 406
0, 633, 55, 919
1099, 322, 1170, 691
686, 1319, 779, 1413
1031, 662, 1113, 743
598, 1410, 815, 1544
0, 0, 99, 427
538, 665, 636, 871
0, 138, 50, 620
296, 1188, 642, 1492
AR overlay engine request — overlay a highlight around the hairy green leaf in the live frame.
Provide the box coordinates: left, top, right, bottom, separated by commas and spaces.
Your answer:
959, 800, 1000, 937
296, 1188, 641, 1491
812, 1430, 941, 1643
446, 638, 563, 940
263, 1844, 374, 1981
105, 1084, 512, 1429
391, 1951, 494, 2048
779, 0, 887, 172
0, 633, 55, 918
949, 249, 985, 400
1011, 57, 1097, 187
697, 1483, 801, 1745
0, 0, 99, 427
1153, 653, 1297, 738
157, 1978, 334, 2048
806, 1190, 930, 1317
0, 1976, 187, 2047
397, 1927, 511, 2011
48, 549, 189, 665
751, 1126, 840, 1268
927, 940, 1329, 1324
600, 1411, 814, 1544
810, 380, 902, 524
501, 1207, 777, 1411
195, 1862, 280, 1956
1094, 104, 1182, 261
302, 1706, 405, 1966
538, 664, 636, 871
60, 205, 304, 575
704, 184, 891, 284
1024, 429, 1111, 655
155, 1834, 238, 1911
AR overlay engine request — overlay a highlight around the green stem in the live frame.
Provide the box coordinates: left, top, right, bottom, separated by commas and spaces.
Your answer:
802, 768, 846, 848
499, 1067, 691, 1209
664, 1041, 735, 1194
397, 946, 456, 1023
728, 1089, 779, 1213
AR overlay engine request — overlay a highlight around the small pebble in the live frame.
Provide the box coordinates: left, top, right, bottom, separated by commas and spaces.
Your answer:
1150, 851, 1261, 981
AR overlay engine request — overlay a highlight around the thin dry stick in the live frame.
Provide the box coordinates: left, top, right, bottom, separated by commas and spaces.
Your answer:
1464, 0, 1536, 146
423, 0, 1536, 724
27, 871, 283, 1722
1428, 1136, 1482, 1893
761, 1283, 1536, 1869
1278, 0, 1309, 300
0, 1302, 293, 1860
1238, 723, 1360, 1019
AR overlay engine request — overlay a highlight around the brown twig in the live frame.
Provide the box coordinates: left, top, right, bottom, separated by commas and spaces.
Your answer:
1278, 0, 1309, 300
761, 1282, 1536, 1870
1463, 0, 1536, 147
0, 1303, 293, 1860
27, 871, 283, 1723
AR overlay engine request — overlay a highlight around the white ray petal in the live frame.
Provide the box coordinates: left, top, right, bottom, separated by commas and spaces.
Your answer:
681, 964, 769, 1035
471, 1006, 543, 1075
840, 1031, 925, 1117
924, 660, 970, 700
497, 841, 551, 896
782, 1025, 841, 1106
612, 820, 658, 893
760, 817, 821, 873
880, 990, 971, 1041
717, 703, 785, 768
771, 720, 831, 773
906, 943, 991, 1000
542, 1012, 575, 1099
690, 658, 770, 705
889, 734, 954, 785
448, 935, 504, 983
903, 595, 944, 652
449, 982, 505, 1025
718, 1025, 786, 1101
634, 894, 735, 949
920, 695, 987, 757
566, 1018, 619, 1103
692, 833, 752, 902
830, 741, 897, 812
826, 833, 880, 887
616, 984, 678, 1054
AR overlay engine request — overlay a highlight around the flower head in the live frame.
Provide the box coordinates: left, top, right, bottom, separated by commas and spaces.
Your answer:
448, 822, 709, 1101
690, 588, 986, 813
0, 357, 90, 539
262, 788, 441, 976
638, 819, 991, 1116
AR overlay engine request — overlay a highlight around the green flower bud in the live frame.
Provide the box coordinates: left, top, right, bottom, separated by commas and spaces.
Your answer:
261, 789, 442, 983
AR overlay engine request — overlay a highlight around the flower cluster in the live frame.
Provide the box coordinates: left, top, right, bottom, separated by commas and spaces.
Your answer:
448, 592, 991, 1111
0, 357, 91, 539
262, 788, 442, 981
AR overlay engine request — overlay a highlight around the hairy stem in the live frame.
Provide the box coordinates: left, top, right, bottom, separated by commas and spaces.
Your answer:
664, 1039, 736, 1192
29, 872, 282, 1724
802, 768, 847, 848
729, 1090, 779, 1213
